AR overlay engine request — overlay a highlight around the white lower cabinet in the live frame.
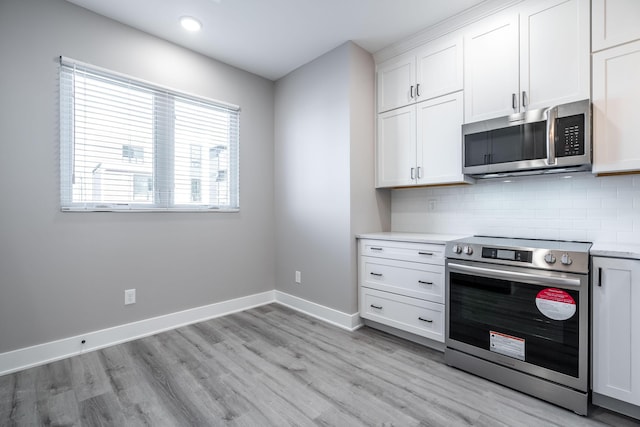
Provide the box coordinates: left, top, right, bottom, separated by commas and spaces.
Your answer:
360, 288, 444, 341
358, 238, 446, 344
592, 256, 640, 419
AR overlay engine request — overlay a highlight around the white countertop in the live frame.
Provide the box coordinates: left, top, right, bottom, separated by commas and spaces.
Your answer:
356, 232, 468, 245
591, 242, 640, 260
358, 233, 640, 259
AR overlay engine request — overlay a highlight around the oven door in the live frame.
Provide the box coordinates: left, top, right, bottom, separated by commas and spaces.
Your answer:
446, 259, 588, 392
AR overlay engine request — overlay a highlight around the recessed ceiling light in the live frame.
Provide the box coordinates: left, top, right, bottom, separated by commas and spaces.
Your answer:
180, 16, 202, 32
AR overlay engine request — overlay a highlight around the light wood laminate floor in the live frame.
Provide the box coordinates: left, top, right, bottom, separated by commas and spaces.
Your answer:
0, 304, 638, 426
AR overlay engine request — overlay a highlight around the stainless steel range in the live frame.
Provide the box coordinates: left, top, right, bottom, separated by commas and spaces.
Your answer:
445, 236, 592, 415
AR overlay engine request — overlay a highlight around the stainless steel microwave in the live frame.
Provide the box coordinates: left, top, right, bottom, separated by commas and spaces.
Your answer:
462, 99, 591, 178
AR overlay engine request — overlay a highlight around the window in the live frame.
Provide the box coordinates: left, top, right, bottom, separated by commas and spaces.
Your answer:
122, 145, 144, 163
59, 57, 240, 211
191, 179, 201, 202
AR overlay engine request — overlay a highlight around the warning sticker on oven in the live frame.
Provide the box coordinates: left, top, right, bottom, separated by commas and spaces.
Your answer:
490, 331, 525, 361
535, 288, 576, 321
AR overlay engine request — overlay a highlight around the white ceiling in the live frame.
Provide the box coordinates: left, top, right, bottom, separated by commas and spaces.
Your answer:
64, 0, 489, 81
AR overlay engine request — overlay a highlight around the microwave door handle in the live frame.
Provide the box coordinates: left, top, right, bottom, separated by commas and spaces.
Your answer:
546, 106, 558, 166
447, 262, 582, 287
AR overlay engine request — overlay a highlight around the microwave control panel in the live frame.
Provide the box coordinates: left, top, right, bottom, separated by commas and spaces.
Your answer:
556, 114, 584, 157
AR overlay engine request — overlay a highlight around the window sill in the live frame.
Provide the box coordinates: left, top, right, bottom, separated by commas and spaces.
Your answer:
60, 207, 240, 213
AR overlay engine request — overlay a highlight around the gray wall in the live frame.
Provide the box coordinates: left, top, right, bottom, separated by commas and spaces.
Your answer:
0, 0, 275, 353
348, 45, 392, 312
274, 42, 390, 314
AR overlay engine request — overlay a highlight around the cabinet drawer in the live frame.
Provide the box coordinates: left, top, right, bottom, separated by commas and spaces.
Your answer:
361, 257, 444, 304
360, 239, 444, 265
360, 288, 444, 342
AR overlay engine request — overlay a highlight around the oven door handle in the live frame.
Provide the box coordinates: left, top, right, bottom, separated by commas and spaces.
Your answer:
447, 263, 582, 287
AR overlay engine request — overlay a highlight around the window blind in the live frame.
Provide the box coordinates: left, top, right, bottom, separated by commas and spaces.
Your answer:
59, 57, 240, 212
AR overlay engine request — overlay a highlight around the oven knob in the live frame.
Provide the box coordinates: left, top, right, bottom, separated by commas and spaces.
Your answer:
452, 244, 462, 254
544, 252, 556, 264
561, 253, 573, 265
463, 245, 473, 255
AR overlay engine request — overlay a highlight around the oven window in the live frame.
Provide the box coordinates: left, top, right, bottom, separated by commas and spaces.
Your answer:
449, 272, 579, 377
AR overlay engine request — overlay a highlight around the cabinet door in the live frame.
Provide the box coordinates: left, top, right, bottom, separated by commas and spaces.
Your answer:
415, 35, 463, 102
377, 53, 416, 113
593, 40, 640, 174
376, 105, 416, 188
416, 92, 471, 186
593, 0, 640, 51
520, 0, 589, 111
592, 257, 640, 405
464, 12, 519, 123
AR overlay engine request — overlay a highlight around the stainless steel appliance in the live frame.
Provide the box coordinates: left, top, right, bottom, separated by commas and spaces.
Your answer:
445, 236, 592, 415
462, 99, 591, 178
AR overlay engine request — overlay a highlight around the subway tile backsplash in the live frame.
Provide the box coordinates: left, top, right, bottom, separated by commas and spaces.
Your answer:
391, 172, 640, 244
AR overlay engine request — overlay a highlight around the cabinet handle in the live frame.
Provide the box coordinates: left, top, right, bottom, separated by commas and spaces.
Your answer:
370, 247, 383, 251
418, 252, 433, 256
417, 166, 422, 179
418, 317, 433, 323
370, 304, 383, 310
522, 91, 527, 108
418, 280, 433, 285
411, 167, 416, 180
598, 267, 602, 287
416, 83, 420, 97
512, 93, 517, 109
410, 85, 414, 99
370, 272, 383, 277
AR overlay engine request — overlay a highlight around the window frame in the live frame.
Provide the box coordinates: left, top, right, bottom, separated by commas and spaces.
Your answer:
59, 56, 240, 213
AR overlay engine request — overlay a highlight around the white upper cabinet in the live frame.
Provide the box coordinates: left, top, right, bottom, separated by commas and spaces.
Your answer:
592, 0, 640, 175
376, 92, 471, 188
376, 33, 468, 188
464, 12, 520, 122
377, 54, 416, 113
415, 36, 464, 103
520, 0, 590, 111
464, 0, 589, 123
593, 40, 640, 174
416, 92, 467, 186
592, 0, 640, 51
377, 35, 463, 113
377, 105, 416, 187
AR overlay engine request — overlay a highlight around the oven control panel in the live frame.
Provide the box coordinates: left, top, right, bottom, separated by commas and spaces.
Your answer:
445, 237, 591, 274
481, 247, 532, 263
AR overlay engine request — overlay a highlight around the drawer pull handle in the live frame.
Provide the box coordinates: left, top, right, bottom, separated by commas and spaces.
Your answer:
418, 252, 433, 256
418, 280, 433, 285
370, 272, 383, 277
370, 304, 383, 310
370, 247, 383, 251
598, 267, 602, 287
418, 317, 433, 323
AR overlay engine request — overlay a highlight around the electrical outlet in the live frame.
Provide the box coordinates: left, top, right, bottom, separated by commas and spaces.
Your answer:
428, 199, 437, 211
295, 271, 301, 284
124, 289, 136, 305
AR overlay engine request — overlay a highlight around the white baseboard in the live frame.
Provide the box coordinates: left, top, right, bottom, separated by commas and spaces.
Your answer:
0, 290, 361, 377
0, 290, 275, 377
274, 291, 363, 331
